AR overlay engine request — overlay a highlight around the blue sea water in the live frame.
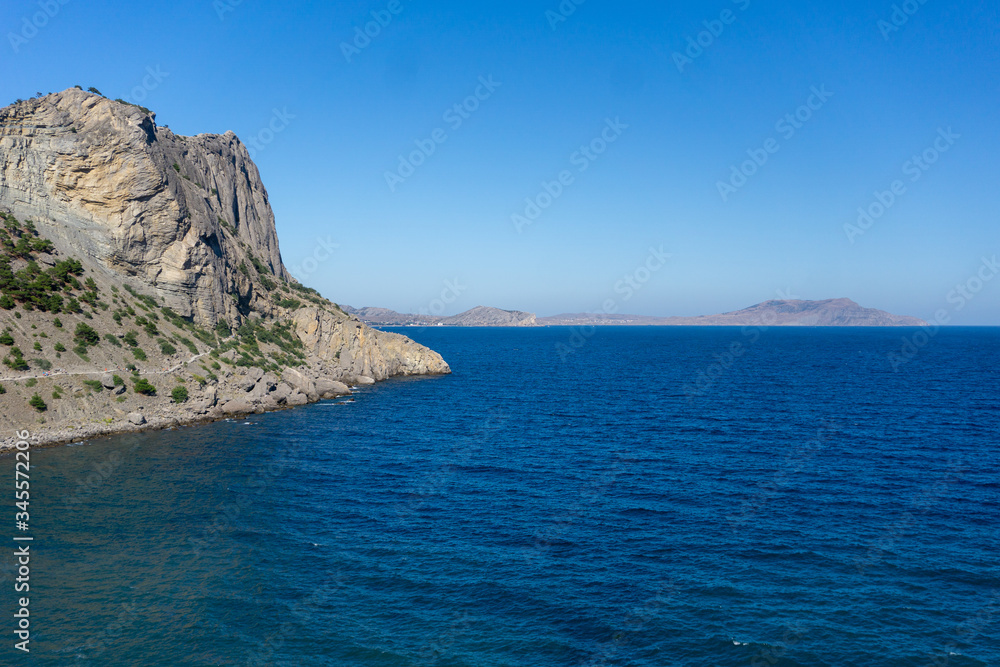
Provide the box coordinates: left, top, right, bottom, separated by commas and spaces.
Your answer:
3, 326, 999, 666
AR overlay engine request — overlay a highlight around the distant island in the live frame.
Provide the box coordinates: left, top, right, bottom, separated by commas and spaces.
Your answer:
351, 299, 925, 328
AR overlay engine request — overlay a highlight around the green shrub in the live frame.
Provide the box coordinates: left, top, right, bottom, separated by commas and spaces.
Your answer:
103, 333, 122, 347
32, 341, 41, 351
31, 358, 51, 371
82, 379, 103, 392
0, 331, 13, 345
25, 378, 37, 387
54, 342, 66, 352
170, 385, 188, 403
113, 374, 124, 386
28, 394, 46, 411
176, 336, 198, 354
74, 322, 100, 346
123, 330, 139, 346
157, 339, 177, 356
4, 348, 28, 371
132, 347, 147, 361
53, 317, 63, 328
0, 384, 5, 394
133, 378, 156, 395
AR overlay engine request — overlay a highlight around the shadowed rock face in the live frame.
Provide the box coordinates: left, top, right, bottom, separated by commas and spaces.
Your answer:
0, 88, 286, 325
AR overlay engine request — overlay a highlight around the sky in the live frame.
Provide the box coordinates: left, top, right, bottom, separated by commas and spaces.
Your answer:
1, 0, 998, 323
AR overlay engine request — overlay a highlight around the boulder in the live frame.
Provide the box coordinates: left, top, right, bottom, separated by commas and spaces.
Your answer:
282, 368, 318, 401
100, 373, 116, 389
270, 382, 292, 404
127, 412, 146, 426
315, 378, 350, 398
113, 384, 126, 395
220, 399, 253, 415
356, 376, 375, 385
286, 391, 309, 406
240, 367, 264, 392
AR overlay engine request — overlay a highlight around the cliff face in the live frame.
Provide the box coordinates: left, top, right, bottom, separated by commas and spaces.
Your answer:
0, 88, 286, 325
0, 89, 448, 447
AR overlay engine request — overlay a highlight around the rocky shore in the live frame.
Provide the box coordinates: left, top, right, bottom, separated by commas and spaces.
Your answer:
0, 88, 450, 450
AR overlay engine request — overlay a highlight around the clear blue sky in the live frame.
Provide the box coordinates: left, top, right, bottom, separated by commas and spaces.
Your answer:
2, 0, 998, 323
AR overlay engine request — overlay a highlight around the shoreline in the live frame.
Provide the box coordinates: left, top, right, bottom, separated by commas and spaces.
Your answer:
0, 372, 447, 453
0, 390, 336, 453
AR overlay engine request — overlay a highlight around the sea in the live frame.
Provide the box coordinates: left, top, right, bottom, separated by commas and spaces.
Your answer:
3, 326, 999, 666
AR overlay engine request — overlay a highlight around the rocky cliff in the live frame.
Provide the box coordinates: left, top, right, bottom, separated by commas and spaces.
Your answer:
0, 88, 448, 447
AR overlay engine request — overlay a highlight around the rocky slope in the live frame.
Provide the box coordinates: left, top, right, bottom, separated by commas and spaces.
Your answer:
0, 88, 448, 448
538, 299, 926, 326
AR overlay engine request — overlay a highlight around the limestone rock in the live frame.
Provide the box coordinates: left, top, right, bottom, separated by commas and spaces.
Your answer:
270, 382, 292, 404
100, 373, 116, 389
293, 308, 450, 380
240, 367, 264, 392
286, 392, 309, 406
282, 368, 318, 401
127, 412, 146, 426
220, 399, 253, 415
315, 378, 350, 398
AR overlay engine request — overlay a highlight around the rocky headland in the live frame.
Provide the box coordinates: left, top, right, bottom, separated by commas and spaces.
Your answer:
0, 88, 449, 449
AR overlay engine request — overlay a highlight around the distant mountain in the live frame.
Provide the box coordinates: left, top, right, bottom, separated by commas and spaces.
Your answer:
343, 305, 537, 327
538, 299, 926, 327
